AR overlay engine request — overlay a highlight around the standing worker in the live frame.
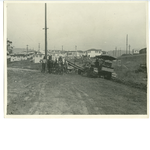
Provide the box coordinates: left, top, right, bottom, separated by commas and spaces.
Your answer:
41, 56, 46, 73
47, 55, 52, 74
64, 59, 68, 74
47, 56, 50, 73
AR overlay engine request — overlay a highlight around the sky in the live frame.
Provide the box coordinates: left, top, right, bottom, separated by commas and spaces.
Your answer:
6, 2, 147, 52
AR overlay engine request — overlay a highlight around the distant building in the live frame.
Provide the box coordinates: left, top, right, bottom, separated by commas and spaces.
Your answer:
86, 49, 102, 57
33, 52, 45, 63
10, 54, 28, 62
132, 49, 139, 54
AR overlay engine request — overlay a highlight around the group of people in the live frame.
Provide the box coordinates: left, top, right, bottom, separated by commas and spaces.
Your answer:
41, 56, 68, 74
40, 56, 106, 77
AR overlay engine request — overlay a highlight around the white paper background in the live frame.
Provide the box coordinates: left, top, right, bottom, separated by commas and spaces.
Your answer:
0, 1, 150, 150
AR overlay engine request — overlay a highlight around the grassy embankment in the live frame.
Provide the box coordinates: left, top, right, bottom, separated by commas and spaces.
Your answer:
113, 54, 147, 90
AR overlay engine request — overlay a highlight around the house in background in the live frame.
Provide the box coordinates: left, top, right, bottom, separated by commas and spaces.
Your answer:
33, 52, 44, 63
10, 54, 28, 62
86, 49, 102, 57
132, 49, 139, 54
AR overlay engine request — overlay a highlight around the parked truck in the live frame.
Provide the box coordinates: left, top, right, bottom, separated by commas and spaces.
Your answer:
66, 55, 116, 80
92, 55, 116, 79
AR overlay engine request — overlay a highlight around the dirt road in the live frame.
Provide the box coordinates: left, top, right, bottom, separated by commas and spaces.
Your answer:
7, 68, 147, 115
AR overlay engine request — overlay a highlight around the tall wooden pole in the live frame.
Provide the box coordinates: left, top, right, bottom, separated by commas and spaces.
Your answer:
126, 34, 128, 54
45, 3, 47, 61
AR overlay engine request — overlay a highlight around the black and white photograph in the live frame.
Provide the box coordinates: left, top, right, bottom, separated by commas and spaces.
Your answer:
5, 1, 148, 117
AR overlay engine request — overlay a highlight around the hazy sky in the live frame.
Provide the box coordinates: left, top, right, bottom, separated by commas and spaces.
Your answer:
6, 2, 147, 51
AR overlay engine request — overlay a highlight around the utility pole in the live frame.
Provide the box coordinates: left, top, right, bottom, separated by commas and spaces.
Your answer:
45, 3, 47, 60
129, 45, 130, 54
62, 45, 63, 51
26, 45, 28, 54
43, 3, 48, 68
126, 34, 128, 54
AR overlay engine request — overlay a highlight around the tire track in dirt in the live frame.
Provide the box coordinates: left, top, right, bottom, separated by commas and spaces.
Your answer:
28, 82, 46, 114
73, 86, 105, 114
54, 82, 89, 114
42, 83, 69, 114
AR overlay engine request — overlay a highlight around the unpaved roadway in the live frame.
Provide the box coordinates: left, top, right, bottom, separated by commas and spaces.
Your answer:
7, 68, 147, 115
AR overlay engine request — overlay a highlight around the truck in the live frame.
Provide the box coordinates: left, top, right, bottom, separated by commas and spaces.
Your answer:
93, 55, 116, 79
66, 55, 116, 80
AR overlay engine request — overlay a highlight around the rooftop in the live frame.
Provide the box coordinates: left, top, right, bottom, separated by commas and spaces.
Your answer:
87, 49, 102, 52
